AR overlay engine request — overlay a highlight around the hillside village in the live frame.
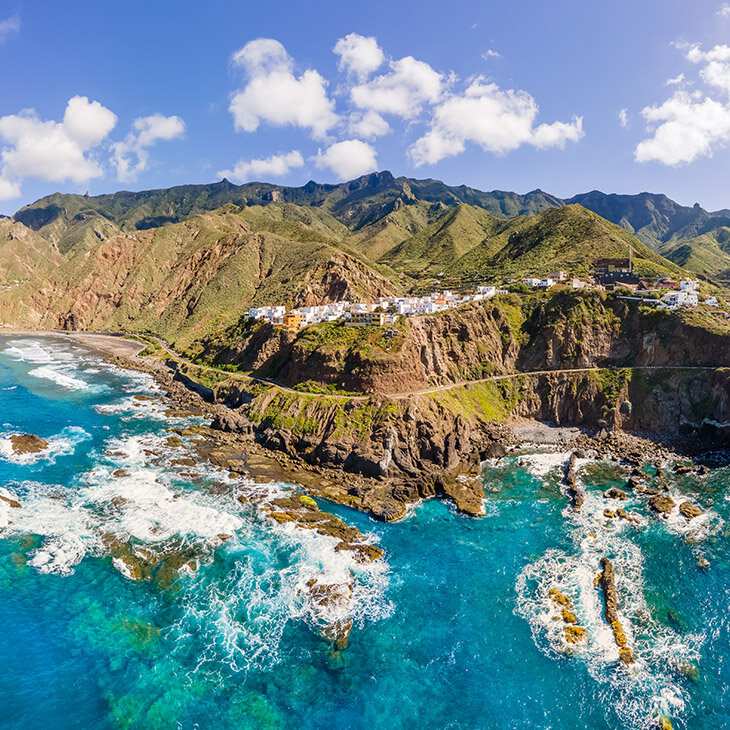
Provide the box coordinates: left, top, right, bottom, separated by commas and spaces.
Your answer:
247, 264, 719, 332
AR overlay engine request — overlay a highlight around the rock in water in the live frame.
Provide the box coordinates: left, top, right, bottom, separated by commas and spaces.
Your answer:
9, 433, 48, 455
679, 501, 702, 521
649, 494, 676, 518
563, 452, 584, 512
598, 557, 635, 665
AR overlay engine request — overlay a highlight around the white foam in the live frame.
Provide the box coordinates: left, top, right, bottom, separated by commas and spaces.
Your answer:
514, 450, 704, 729
3, 340, 56, 364
0, 426, 90, 465
28, 365, 90, 390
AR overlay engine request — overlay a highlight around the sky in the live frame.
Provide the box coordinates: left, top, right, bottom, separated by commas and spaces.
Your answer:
3, 0, 730, 214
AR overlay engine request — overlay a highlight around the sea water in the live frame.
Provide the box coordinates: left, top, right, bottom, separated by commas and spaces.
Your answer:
0, 335, 727, 729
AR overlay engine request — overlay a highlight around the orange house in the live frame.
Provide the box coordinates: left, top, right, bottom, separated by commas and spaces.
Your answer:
281, 312, 303, 332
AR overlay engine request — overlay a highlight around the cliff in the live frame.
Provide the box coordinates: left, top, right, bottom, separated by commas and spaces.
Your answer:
168, 291, 730, 520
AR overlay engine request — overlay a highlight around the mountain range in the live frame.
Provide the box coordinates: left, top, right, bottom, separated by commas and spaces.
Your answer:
0, 171, 725, 347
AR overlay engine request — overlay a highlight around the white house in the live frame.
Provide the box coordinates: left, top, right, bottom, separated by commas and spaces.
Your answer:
663, 290, 698, 307
680, 280, 700, 292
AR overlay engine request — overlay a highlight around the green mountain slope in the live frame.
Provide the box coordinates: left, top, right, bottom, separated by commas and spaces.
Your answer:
461, 205, 683, 279
379, 204, 509, 276
659, 228, 730, 284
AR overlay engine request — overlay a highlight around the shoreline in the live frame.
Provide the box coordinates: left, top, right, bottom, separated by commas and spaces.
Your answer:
4, 329, 725, 521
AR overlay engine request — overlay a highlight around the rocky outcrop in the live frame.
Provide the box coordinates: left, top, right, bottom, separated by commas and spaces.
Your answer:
598, 557, 635, 665
649, 494, 676, 518
549, 588, 587, 645
679, 501, 702, 521
10, 433, 48, 454
563, 452, 583, 512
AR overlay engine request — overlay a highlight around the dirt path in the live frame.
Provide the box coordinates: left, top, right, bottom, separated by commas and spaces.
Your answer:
144, 335, 722, 401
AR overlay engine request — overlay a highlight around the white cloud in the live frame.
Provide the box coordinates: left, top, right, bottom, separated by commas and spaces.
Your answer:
635, 91, 730, 165
348, 110, 391, 139
408, 78, 583, 166
229, 38, 338, 139
217, 150, 304, 182
110, 114, 185, 182
0, 15, 20, 42
481, 49, 501, 59
665, 73, 685, 86
350, 56, 444, 119
718, 3, 730, 18
636, 43, 730, 165
0, 96, 117, 199
0, 177, 20, 201
333, 33, 384, 80
618, 108, 629, 128
314, 139, 377, 179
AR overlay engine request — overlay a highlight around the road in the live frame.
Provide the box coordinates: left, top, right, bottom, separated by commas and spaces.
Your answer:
142, 334, 723, 402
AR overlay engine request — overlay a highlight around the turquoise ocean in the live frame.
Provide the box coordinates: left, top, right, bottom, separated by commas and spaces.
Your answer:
0, 335, 727, 729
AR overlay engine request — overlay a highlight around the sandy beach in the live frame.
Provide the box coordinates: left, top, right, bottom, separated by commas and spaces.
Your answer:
0, 328, 148, 359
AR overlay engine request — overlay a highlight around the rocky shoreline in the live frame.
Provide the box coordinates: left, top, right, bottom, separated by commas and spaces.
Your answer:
91, 340, 728, 530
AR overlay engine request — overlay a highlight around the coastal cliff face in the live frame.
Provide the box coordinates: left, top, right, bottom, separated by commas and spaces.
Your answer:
194, 299, 522, 395
195, 291, 730, 393
198, 364, 730, 521
169, 292, 730, 520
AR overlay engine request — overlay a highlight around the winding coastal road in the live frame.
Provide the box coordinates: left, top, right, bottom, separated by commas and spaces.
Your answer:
140, 334, 723, 402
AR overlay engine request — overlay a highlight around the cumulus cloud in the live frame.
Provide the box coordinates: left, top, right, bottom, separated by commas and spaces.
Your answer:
481, 49, 501, 59
333, 33, 384, 80
217, 150, 304, 182
348, 110, 391, 139
618, 108, 629, 128
408, 79, 583, 166
350, 55, 444, 119
314, 139, 377, 179
229, 38, 338, 139
635, 43, 730, 165
0, 15, 20, 42
110, 114, 185, 182
0, 96, 117, 200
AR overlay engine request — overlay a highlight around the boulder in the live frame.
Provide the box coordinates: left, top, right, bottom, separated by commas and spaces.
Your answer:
679, 501, 702, 521
9, 433, 48, 455
649, 494, 676, 518
603, 488, 626, 500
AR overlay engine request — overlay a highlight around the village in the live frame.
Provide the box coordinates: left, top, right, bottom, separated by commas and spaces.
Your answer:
246, 255, 721, 332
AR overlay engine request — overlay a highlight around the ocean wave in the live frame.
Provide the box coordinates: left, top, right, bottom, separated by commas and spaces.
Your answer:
0, 428, 392, 674
28, 364, 91, 390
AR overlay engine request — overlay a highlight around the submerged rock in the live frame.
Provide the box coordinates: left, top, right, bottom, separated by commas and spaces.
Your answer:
10, 433, 48, 455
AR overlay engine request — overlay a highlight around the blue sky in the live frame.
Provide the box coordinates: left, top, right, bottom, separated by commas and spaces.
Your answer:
2, 0, 730, 213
